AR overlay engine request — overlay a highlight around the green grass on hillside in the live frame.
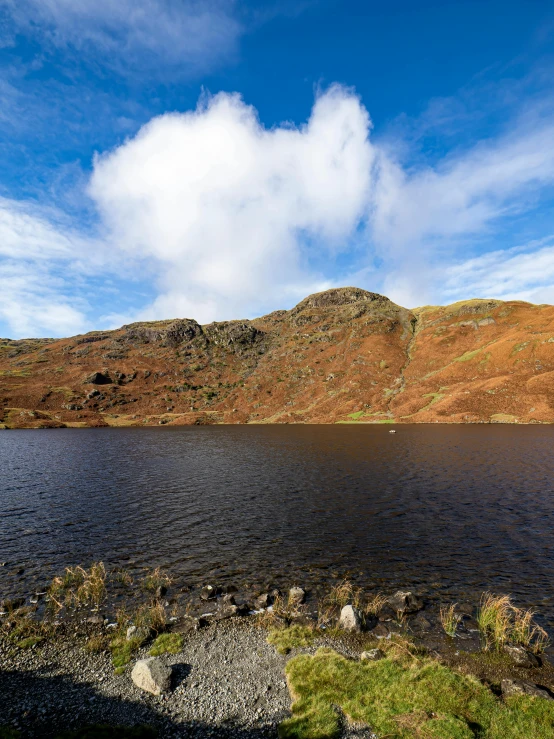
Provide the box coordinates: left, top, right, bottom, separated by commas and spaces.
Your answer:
280, 648, 554, 739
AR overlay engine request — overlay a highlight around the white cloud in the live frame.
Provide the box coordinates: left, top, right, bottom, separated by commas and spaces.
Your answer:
373, 114, 554, 306
3, 0, 242, 77
439, 237, 554, 305
89, 86, 374, 323
4, 84, 554, 337
0, 197, 107, 337
0, 260, 88, 338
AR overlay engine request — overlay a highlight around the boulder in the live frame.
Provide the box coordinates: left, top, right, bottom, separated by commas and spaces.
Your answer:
371, 622, 390, 638
222, 593, 236, 606
200, 585, 217, 601
86, 615, 105, 626
387, 591, 423, 614
361, 648, 385, 661
126, 625, 150, 644
339, 605, 363, 632
289, 587, 305, 605
501, 679, 552, 700
173, 616, 201, 634
131, 658, 172, 696
155, 585, 167, 599
85, 371, 112, 385
503, 644, 540, 668
256, 593, 272, 609
214, 604, 239, 621
410, 613, 432, 632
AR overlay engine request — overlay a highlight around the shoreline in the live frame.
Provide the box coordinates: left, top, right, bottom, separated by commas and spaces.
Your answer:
2, 566, 554, 737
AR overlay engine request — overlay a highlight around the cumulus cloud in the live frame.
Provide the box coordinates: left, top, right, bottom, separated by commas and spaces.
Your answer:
3, 0, 242, 77
4, 84, 554, 338
89, 86, 374, 323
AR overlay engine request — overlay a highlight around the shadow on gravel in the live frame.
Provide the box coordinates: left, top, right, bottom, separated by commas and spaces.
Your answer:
0, 670, 281, 738
170, 663, 192, 691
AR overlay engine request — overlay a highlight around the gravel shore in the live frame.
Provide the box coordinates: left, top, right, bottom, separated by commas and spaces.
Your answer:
0, 618, 295, 738
2, 599, 553, 738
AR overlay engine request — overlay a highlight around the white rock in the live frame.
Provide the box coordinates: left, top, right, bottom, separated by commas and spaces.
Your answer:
361, 648, 385, 661
339, 604, 362, 632
126, 625, 150, 643
131, 658, 172, 696
289, 587, 305, 605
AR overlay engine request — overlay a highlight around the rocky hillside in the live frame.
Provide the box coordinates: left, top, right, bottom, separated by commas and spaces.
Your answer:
2, 287, 554, 428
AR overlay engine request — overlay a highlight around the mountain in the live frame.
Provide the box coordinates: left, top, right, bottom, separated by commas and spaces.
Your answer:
2, 287, 554, 428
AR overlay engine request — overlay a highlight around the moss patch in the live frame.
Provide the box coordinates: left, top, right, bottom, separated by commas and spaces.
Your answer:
268, 625, 315, 655
280, 648, 554, 738
149, 633, 183, 656
109, 636, 143, 671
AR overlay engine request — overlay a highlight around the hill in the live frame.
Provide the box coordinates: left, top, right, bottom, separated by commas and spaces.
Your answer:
2, 287, 554, 428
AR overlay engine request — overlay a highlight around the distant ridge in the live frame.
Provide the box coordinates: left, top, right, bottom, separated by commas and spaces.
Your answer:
1, 287, 553, 427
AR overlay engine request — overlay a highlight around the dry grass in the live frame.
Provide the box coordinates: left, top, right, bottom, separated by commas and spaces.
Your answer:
258, 592, 308, 627
0, 607, 53, 649
111, 568, 134, 587
477, 594, 512, 650
364, 592, 388, 616
141, 567, 172, 593
477, 593, 550, 653
317, 579, 369, 629
439, 603, 461, 638
323, 579, 363, 610
47, 562, 107, 611
511, 606, 550, 654
116, 601, 167, 636
85, 633, 109, 653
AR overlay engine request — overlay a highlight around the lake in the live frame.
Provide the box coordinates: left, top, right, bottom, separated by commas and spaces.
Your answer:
1, 425, 553, 628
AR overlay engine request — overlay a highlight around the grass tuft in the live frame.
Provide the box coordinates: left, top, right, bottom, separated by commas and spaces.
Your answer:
48, 562, 107, 611
477, 593, 550, 652
149, 632, 183, 656
477, 594, 512, 650
440, 603, 462, 638
16, 635, 43, 649
141, 567, 172, 593
110, 636, 143, 671
323, 579, 363, 610
85, 634, 109, 654
365, 592, 388, 617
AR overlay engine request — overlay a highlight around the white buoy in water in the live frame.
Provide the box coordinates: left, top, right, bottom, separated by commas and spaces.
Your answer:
389, 429, 396, 433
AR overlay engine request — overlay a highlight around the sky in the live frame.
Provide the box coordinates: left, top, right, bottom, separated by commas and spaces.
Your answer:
1, 0, 554, 338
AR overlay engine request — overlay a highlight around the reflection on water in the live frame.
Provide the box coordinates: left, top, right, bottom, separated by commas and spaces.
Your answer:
1, 425, 553, 626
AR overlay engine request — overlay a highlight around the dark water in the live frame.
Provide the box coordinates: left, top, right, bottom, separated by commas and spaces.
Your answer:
1, 425, 554, 626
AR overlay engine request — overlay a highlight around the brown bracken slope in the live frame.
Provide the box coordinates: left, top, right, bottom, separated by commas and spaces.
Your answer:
2, 287, 554, 428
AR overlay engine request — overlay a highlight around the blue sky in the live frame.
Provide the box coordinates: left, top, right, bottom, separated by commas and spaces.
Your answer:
1, 0, 554, 338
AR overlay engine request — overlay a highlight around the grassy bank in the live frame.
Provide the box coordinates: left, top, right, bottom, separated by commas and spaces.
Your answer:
281, 643, 554, 738
1, 567, 554, 737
